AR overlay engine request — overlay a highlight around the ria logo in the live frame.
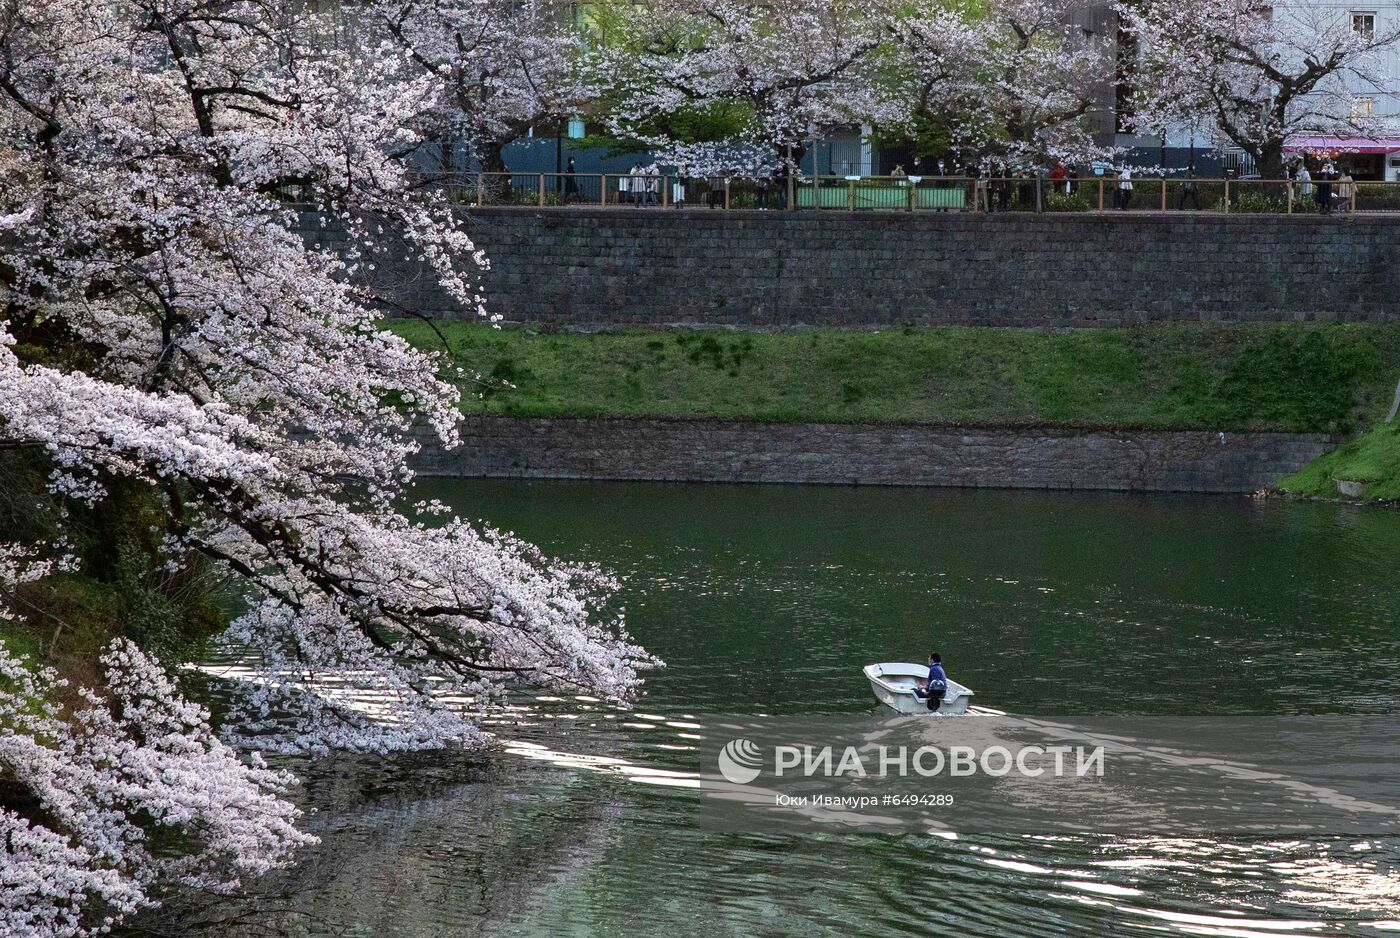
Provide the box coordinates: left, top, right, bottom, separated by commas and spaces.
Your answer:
717, 738, 763, 784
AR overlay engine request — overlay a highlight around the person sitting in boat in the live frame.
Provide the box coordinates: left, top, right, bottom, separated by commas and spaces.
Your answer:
918, 652, 947, 711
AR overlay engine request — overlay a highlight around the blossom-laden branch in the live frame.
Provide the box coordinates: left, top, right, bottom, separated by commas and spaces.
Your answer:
0, 0, 657, 928
581, 0, 1114, 176
0, 640, 315, 938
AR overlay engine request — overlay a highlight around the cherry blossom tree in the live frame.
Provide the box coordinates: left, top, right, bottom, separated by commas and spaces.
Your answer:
868, 0, 985, 160
592, 0, 1115, 176
969, 0, 1116, 165
366, 0, 589, 176
0, 0, 655, 929
1122, 0, 1400, 177
586, 0, 894, 175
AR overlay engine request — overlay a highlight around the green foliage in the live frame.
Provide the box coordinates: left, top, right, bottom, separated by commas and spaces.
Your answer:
0, 452, 231, 680
578, 100, 755, 158
392, 321, 1400, 433
1355, 184, 1400, 211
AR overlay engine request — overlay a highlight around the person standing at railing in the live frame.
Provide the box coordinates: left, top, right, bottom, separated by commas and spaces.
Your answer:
628, 162, 644, 207
1296, 163, 1312, 205
970, 165, 988, 212
1317, 160, 1335, 215
934, 159, 953, 212
707, 170, 727, 209
565, 157, 578, 201
755, 173, 771, 210
997, 165, 1012, 212
1067, 166, 1079, 195
775, 162, 790, 210
1177, 166, 1201, 210
1337, 168, 1355, 213
645, 163, 661, 206
618, 165, 631, 206
1115, 166, 1134, 210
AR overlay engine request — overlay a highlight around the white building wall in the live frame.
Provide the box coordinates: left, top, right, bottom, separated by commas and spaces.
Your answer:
1290, 0, 1400, 119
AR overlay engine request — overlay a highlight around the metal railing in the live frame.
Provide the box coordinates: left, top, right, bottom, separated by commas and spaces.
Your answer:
416, 172, 1389, 215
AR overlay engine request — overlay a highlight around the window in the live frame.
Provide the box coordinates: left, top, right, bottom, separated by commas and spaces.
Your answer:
1353, 96, 1376, 118
1353, 11, 1376, 38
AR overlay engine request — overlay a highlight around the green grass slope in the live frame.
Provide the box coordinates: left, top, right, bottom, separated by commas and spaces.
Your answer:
1278, 421, 1400, 501
389, 321, 1400, 435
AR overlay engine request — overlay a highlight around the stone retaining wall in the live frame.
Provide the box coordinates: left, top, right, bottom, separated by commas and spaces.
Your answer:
416, 209, 1400, 327
413, 417, 1335, 493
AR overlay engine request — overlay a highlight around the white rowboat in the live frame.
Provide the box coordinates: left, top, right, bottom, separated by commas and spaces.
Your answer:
863, 662, 974, 715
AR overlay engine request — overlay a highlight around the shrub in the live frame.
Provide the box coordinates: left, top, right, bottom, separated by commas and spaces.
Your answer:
1231, 190, 1290, 214
1043, 191, 1092, 213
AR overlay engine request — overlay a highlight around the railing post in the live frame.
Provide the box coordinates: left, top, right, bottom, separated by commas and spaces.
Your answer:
1097, 178, 1104, 212
847, 178, 855, 211
538, 173, 545, 208
908, 180, 915, 212
1223, 180, 1230, 214
476, 173, 484, 207
1352, 184, 1358, 213
1160, 178, 1166, 212
663, 174, 670, 208
1287, 181, 1294, 214
599, 174, 607, 207
787, 172, 796, 211
724, 177, 731, 210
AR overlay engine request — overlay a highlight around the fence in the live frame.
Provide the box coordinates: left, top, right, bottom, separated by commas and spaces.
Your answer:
412, 172, 1392, 215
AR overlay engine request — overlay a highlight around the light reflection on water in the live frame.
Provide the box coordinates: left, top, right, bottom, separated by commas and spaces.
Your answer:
175, 482, 1400, 937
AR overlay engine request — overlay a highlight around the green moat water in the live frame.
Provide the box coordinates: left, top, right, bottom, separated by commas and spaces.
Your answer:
193, 481, 1400, 937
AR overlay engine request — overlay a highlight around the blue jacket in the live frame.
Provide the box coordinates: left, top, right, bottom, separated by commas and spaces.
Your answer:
926, 662, 947, 696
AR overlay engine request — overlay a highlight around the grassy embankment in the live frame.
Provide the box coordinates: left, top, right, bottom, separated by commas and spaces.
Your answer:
1277, 422, 1400, 501
390, 320, 1400, 502
391, 320, 1400, 434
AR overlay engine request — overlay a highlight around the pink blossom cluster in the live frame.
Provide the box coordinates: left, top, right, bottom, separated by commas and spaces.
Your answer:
0, 641, 314, 938
0, 0, 656, 931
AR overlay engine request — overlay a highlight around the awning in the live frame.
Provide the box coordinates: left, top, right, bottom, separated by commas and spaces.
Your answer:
1283, 135, 1400, 154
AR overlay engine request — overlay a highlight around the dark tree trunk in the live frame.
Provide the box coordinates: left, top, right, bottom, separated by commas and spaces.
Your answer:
481, 140, 507, 174
478, 140, 510, 202
1257, 143, 1286, 180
